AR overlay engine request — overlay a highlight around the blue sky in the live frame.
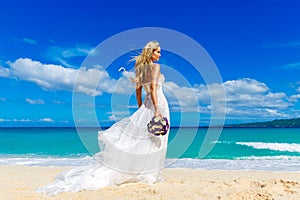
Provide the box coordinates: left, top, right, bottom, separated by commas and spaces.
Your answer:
0, 0, 300, 127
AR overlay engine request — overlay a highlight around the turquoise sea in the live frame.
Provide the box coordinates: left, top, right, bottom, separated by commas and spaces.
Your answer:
1, 127, 300, 171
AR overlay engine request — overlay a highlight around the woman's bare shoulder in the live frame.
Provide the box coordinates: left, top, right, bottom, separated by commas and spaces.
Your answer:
153, 63, 161, 71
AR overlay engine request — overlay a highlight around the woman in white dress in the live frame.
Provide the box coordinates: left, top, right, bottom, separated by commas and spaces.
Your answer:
37, 40, 170, 196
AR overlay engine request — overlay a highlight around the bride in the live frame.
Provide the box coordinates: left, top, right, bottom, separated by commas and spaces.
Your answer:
37, 40, 170, 196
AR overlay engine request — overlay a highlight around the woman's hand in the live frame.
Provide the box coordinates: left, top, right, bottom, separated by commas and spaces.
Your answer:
154, 107, 162, 118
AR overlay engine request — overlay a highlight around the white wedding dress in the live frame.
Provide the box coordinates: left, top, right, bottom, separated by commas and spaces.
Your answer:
36, 74, 170, 196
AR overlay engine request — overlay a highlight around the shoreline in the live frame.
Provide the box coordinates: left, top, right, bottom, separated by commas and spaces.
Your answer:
2, 156, 300, 172
1, 165, 300, 200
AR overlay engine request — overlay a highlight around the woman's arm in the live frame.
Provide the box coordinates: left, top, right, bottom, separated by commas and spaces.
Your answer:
136, 86, 142, 108
150, 64, 161, 117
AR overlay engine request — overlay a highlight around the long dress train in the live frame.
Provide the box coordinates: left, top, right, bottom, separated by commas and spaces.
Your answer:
36, 74, 170, 196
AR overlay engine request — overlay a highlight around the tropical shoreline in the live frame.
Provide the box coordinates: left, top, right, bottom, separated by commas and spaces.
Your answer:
1, 157, 300, 172
1, 165, 300, 200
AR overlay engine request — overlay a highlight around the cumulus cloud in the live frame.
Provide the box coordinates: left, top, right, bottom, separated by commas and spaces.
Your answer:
2, 57, 299, 119
0, 66, 11, 78
290, 94, 300, 102
224, 78, 269, 95
164, 78, 295, 118
9, 58, 77, 91
6, 58, 134, 96
164, 81, 199, 110
219, 79, 292, 118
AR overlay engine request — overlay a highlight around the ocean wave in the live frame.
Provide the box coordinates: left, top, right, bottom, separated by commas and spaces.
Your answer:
166, 157, 300, 172
236, 142, 300, 153
1, 156, 300, 172
0, 156, 93, 166
238, 155, 300, 160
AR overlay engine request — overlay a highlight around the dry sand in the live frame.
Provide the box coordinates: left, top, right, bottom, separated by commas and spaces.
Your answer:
1, 165, 300, 200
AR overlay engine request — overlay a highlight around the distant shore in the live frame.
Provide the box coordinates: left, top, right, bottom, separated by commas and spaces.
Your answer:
1, 165, 300, 200
223, 118, 300, 128
1, 118, 300, 129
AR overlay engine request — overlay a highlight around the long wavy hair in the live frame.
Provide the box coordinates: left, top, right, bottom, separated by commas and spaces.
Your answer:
131, 41, 160, 88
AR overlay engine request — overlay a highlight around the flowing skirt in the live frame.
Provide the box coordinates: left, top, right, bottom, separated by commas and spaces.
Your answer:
36, 94, 170, 196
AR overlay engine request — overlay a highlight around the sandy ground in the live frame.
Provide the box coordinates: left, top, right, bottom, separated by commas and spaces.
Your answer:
1, 165, 300, 200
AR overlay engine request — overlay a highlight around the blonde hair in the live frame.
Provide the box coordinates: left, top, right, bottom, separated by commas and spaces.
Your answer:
131, 41, 160, 88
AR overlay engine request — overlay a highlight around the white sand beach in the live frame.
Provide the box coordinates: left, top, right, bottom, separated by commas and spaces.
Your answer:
1, 165, 300, 200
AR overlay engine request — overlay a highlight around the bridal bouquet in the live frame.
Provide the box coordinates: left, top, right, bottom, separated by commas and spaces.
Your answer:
147, 116, 169, 136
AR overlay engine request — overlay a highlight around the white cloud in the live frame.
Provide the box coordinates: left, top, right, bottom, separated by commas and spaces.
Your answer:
19, 119, 32, 122
6, 58, 134, 96
164, 81, 199, 109
52, 45, 93, 58
53, 100, 65, 104
22, 38, 37, 45
263, 41, 300, 48
47, 44, 95, 68
165, 78, 277, 114
0, 118, 57, 123
12, 36, 37, 45
39, 118, 54, 122
112, 70, 136, 94
0, 66, 11, 78
224, 107, 289, 119
126, 105, 138, 109
164, 78, 296, 118
106, 111, 130, 121
221, 79, 293, 118
224, 78, 269, 95
9, 58, 77, 91
107, 114, 123, 122
25, 98, 45, 104
278, 62, 300, 70
3, 57, 299, 120
290, 94, 300, 102
297, 86, 300, 93
13, 118, 32, 122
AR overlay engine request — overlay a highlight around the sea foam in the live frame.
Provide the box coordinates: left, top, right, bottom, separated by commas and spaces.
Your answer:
1, 156, 300, 172
236, 142, 300, 153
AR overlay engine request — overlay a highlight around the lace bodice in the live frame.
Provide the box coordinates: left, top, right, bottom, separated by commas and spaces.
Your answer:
142, 74, 168, 117
142, 74, 164, 95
